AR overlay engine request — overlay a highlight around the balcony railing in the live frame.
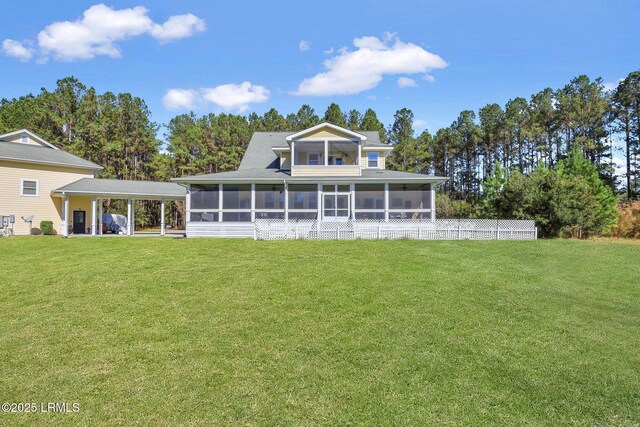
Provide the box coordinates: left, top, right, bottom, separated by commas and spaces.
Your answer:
291, 164, 360, 177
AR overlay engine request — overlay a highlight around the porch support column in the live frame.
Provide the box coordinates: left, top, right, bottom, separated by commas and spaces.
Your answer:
160, 199, 166, 236
284, 182, 289, 223
127, 198, 132, 236
98, 198, 103, 235
357, 140, 362, 166
62, 195, 69, 237
350, 183, 355, 220
317, 184, 322, 221
218, 184, 223, 222
185, 184, 191, 224
91, 196, 97, 236
384, 183, 389, 222
131, 200, 135, 236
430, 183, 436, 222
324, 140, 329, 165
291, 141, 295, 168
250, 184, 256, 222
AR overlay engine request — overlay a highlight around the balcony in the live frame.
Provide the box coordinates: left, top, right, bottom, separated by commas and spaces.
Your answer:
290, 140, 361, 177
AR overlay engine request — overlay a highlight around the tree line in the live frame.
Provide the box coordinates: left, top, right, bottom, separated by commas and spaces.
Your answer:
1, 73, 638, 236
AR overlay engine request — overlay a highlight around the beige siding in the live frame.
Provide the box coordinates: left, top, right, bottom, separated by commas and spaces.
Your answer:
280, 152, 291, 170
302, 129, 356, 140
2, 132, 52, 148
291, 165, 360, 177
0, 160, 94, 235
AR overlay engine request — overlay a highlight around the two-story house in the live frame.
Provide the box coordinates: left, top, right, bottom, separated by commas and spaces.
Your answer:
173, 122, 448, 238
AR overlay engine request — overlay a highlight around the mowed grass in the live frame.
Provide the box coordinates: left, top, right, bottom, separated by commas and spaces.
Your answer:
0, 238, 638, 426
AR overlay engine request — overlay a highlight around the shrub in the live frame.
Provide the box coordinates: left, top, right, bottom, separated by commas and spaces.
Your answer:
40, 220, 54, 235
612, 201, 640, 238
436, 193, 475, 218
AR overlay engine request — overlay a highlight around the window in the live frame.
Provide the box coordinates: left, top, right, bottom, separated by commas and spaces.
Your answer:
308, 152, 320, 165
367, 152, 379, 168
20, 133, 28, 144
21, 179, 38, 196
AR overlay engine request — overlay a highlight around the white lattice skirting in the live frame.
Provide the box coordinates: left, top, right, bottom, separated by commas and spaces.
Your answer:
254, 219, 537, 240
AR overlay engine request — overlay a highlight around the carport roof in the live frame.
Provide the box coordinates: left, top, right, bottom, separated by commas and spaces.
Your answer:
52, 178, 186, 199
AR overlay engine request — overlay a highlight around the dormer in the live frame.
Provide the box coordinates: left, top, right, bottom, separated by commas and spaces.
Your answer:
273, 123, 391, 177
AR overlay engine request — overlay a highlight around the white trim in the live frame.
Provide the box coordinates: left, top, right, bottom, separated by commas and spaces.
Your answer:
0, 129, 59, 149
362, 146, 393, 151
286, 122, 367, 141
20, 178, 39, 196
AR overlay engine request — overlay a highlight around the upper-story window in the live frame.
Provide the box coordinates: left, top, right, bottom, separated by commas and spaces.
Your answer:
21, 179, 39, 196
367, 152, 379, 168
20, 133, 28, 144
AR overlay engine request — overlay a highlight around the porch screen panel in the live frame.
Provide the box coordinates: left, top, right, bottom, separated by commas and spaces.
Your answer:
388, 183, 431, 219
354, 184, 385, 220
222, 184, 251, 222
190, 212, 219, 222
288, 185, 318, 210
255, 184, 286, 219
255, 184, 285, 210
191, 184, 219, 209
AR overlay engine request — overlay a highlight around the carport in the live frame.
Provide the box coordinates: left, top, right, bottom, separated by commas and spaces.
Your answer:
52, 178, 186, 237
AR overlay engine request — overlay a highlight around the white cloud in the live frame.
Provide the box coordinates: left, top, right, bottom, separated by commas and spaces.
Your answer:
150, 13, 206, 43
4, 4, 205, 62
423, 74, 436, 83
293, 33, 447, 96
299, 40, 311, 52
163, 89, 199, 110
397, 76, 417, 88
323, 47, 334, 55
202, 82, 270, 112
2, 39, 34, 61
414, 119, 427, 128
164, 82, 270, 112
603, 78, 623, 92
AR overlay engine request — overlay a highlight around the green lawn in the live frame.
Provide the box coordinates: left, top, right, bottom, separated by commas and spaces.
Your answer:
0, 238, 638, 426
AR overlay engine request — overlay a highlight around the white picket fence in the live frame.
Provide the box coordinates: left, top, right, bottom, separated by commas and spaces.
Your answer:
254, 219, 537, 240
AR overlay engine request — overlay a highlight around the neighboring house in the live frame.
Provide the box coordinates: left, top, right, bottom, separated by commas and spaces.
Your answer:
173, 123, 448, 238
0, 129, 185, 236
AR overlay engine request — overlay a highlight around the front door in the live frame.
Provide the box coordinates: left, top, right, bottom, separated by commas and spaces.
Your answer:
323, 193, 350, 221
72, 210, 86, 234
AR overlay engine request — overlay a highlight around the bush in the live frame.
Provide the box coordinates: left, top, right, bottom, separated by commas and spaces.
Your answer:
612, 201, 640, 238
479, 149, 618, 238
436, 193, 475, 218
40, 220, 54, 235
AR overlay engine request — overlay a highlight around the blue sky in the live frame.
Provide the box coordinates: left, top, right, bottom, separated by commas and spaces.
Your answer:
1, 0, 639, 136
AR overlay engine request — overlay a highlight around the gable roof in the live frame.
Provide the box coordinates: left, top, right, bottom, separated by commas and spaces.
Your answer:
53, 178, 185, 199
0, 129, 59, 149
0, 140, 103, 171
238, 130, 386, 171
286, 122, 367, 141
